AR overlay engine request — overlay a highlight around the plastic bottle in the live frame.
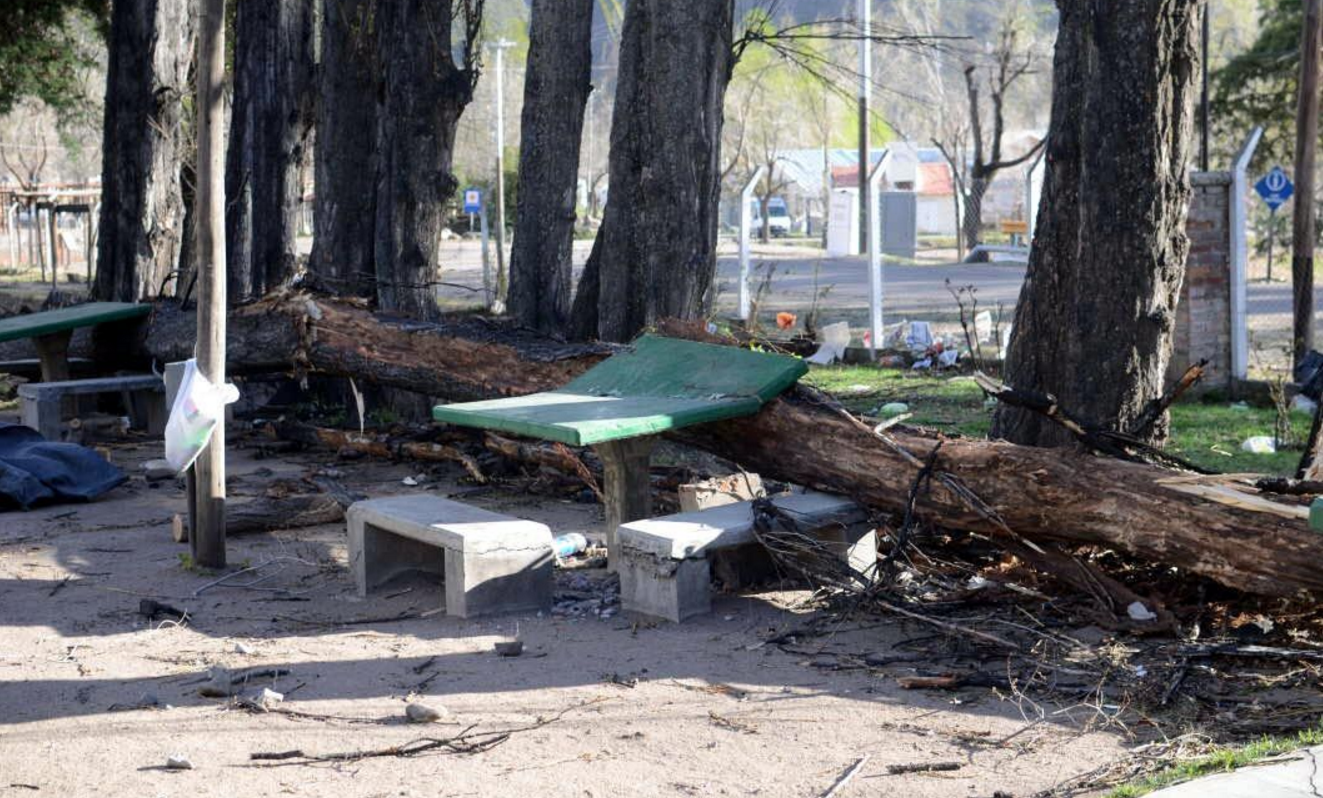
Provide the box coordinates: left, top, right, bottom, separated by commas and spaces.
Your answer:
552, 533, 588, 558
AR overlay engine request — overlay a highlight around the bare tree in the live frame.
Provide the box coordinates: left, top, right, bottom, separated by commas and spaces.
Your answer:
934, 16, 1044, 256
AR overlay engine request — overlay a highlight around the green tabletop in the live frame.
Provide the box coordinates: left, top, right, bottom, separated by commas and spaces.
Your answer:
432, 334, 807, 446
0, 302, 151, 344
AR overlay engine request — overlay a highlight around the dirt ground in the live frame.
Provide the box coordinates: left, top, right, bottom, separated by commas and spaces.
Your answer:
0, 430, 1140, 798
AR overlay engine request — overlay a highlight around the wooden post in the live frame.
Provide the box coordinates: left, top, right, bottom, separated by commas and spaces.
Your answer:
592, 437, 656, 571
193, 0, 228, 569
1293, 0, 1322, 369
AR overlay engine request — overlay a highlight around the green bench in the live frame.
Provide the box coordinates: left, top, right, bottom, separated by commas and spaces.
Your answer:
433, 334, 808, 565
0, 302, 151, 382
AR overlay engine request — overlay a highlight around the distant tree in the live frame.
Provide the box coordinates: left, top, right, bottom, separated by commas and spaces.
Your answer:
94, 0, 195, 303
225, 0, 315, 302
1212, 0, 1302, 164
994, 0, 1204, 447
507, 0, 594, 336
0, 0, 107, 118
933, 15, 1045, 256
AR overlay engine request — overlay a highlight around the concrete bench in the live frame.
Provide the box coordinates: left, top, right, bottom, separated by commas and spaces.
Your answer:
19, 374, 165, 441
346, 495, 554, 619
617, 492, 875, 623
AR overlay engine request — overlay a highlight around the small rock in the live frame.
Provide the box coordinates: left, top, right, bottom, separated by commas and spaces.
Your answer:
239, 687, 284, 711
137, 692, 161, 708
494, 640, 524, 657
234, 642, 254, 655
405, 702, 445, 723
165, 755, 193, 770
141, 459, 177, 481
402, 476, 419, 487
1126, 601, 1158, 622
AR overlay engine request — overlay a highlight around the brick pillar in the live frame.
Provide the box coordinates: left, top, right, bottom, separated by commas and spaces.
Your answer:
1170, 171, 1233, 391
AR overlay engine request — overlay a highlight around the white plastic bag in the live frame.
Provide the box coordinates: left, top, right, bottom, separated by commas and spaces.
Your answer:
164, 359, 240, 473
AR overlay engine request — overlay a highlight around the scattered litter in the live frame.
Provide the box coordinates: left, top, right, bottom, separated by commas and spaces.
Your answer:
1293, 395, 1318, 415
1229, 401, 1251, 412
552, 533, 588, 559
405, 702, 446, 723
911, 357, 932, 371
494, 640, 524, 657
966, 575, 991, 590
234, 642, 254, 655
1127, 601, 1158, 622
164, 755, 193, 770
1240, 436, 1276, 454
937, 349, 959, 368
402, 476, 420, 487
805, 321, 851, 365
238, 688, 285, 711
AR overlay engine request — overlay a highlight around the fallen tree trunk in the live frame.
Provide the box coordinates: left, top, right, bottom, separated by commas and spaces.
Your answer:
144, 293, 1323, 600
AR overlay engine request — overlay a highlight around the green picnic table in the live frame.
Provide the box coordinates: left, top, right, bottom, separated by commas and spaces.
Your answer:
433, 334, 808, 564
0, 302, 151, 382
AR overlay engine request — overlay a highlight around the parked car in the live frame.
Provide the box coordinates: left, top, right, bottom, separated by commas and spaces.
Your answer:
751, 196, 792, 237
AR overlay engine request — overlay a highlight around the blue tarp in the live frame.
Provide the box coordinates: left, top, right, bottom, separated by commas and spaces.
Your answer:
0, 423, 125, 510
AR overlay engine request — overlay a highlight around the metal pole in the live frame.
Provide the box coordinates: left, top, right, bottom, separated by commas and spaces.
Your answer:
1201, 4, 1210, 172
480, 198, 492, 308
857, 0, 871, 255
47, 205, 58, 290
1230, 127, 1262, 380
490, 39, 514, 305
1293, 0, 1322, 368
867, 153, 890, 355
738, 165, 766, 321
7, 204, 17, 270
193, 0, 228, 569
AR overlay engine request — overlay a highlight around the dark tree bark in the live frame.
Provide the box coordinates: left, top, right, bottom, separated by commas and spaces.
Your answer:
309, 0, 378, 298
507, 0, 594, 336
93, 0, 195, 302
372, 0, 479, 320
993, 0, 1203, 446
569, 0, 736, 342
225, 0, 316, 302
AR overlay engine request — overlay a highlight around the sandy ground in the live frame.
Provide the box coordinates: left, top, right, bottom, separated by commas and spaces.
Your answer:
0, 432, 1134, 798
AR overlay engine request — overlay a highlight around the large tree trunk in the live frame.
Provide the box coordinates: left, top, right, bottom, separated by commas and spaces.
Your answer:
225, 0, 316, 302
309, 0, 377, 298
506, 0, 594, 336
994, 0, 1202, 446
144, 294, 1323, 601
372, 0, 474, 319
961, 176, 988, 255
569, 0, 736, 341
93, 0, 195, 302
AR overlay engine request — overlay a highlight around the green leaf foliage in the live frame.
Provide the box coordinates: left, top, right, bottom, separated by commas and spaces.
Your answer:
0, 0, 108, 118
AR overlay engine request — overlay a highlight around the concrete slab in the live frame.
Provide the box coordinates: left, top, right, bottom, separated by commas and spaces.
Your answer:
618, 491, 864, 560
346, 495, 553, 619
1147, 746, 1323, 797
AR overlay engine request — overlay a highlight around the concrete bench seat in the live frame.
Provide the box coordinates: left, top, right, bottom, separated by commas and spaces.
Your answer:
617, 492, 875, 622
346, 495, 554, 619
19, 373, 165, 441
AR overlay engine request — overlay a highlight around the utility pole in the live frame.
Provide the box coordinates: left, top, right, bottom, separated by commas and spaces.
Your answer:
1293, 0, 1322, 368
490, 39, 515, 305
857, 0, 871, 255
194, 0, 228, 568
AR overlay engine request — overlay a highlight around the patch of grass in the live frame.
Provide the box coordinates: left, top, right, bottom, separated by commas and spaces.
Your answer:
804, 364, 1310, 476
802, 365, 991, 438
1106, 726, 1323, 797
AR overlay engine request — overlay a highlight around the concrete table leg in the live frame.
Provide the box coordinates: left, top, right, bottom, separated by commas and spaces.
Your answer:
32, 330, 72, 382
593, 436, 657, 570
